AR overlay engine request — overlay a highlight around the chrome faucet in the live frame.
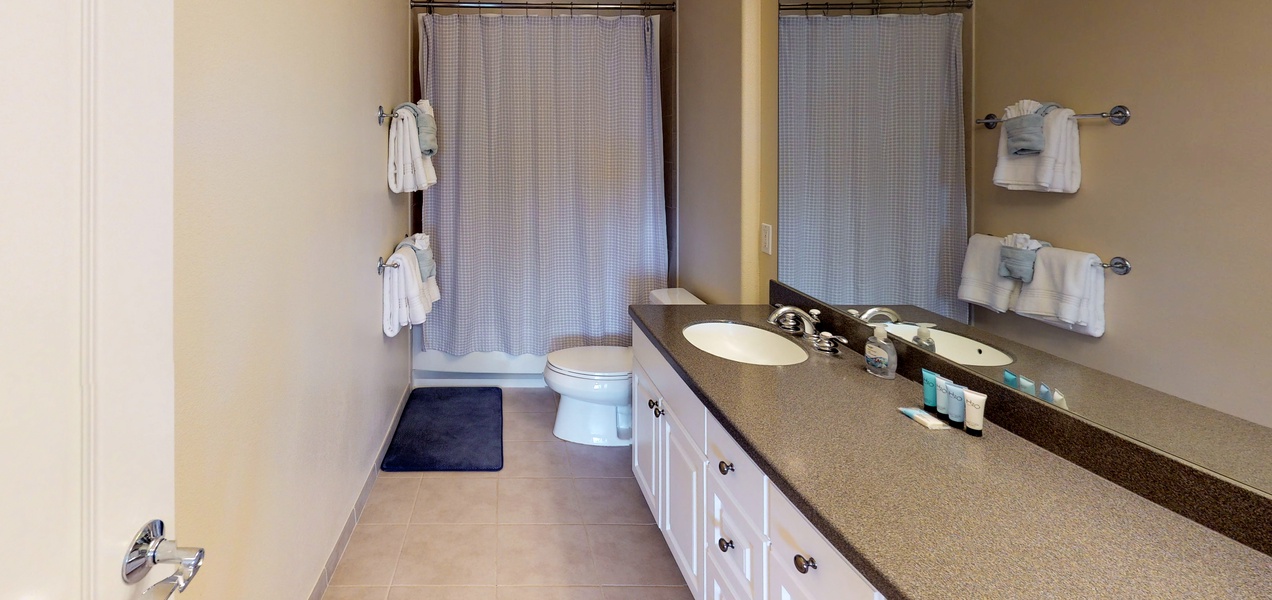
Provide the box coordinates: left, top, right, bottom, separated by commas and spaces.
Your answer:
858, 307, 902, 324
767, 305, 821, 337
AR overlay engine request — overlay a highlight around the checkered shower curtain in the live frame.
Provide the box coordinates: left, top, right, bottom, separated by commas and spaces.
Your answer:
418, 14, 667, 355
779, 14, 968, 321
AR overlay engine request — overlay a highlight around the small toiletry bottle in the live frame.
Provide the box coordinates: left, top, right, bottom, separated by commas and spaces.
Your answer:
864, 325, 897, 379
946, 384, 967, 430
921, 369, 939, 413
1019, 376, 1036, 397
935, 376, 952, 422
1003, 370, 1019, 389
1051, 389, 1069, 410
1039, 383, 1053, 403
913, 324, 937, 353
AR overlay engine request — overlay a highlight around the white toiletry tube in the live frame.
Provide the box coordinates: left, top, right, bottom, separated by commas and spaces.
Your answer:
963, 390, 988, 437
935, 376, 952, 422
899, 407, 951, 430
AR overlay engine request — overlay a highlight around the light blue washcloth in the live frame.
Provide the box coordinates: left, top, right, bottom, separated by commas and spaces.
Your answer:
998, 243, 1050, 283
397, 240, 435, 281
1004, 102, 1060, 156
393, 102, 438, 157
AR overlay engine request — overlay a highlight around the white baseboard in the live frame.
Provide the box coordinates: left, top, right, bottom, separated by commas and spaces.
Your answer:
307, 384, 413, 600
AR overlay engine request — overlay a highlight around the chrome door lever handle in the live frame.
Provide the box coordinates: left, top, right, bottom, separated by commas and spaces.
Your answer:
123, 520, 204, 597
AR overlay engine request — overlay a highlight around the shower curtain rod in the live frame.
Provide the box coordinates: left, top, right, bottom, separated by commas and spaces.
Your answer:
410, 2, 675, 10
780, 1, 972, 10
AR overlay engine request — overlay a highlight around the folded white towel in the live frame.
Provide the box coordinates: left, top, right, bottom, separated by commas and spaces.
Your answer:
1003, 233, 1045, 250
992, 100, 1081, 194
957, 233, 1020, 313
387, 109, 437, 193
402, 233, 441, 306
383, 258, 402, 337
418, 101, 438, 187
1014, 247, 1105, 337
392, 248, 430, 326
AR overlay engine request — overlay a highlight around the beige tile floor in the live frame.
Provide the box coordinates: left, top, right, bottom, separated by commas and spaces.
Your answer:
324, 387, 693, 600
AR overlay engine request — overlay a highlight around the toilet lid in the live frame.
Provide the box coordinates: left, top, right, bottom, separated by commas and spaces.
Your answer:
546, 346, 633, 379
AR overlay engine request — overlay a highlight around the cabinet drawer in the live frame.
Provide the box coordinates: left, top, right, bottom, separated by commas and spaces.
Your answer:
633, 323, 706, 454
707, 474, 765, 600
706, 412, 766, 532
707, 550, 753, 600
768, 481, 879, 600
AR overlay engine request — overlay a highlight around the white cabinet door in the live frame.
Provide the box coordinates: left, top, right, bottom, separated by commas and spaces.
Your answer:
663, 406, 706, 597
632, 361, 661, 521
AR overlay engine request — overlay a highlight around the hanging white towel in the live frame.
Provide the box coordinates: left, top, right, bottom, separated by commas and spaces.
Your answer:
992, 100, 1081, 193
383, 259, 403, 337
1014, 247, 1105, 337
393, 248, 431, 325
957, 233, 1020, 313
387, 109, 437, 193
400, 233, 441, 306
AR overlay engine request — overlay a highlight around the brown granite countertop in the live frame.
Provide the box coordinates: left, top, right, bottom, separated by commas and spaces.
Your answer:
837, 304, 1272, 495
630, 304, 1272, 600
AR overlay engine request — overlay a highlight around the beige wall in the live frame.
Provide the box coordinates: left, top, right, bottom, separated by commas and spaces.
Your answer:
971, 0, 1272, 427
174, 0, 411, 597
678, 0, 777, 303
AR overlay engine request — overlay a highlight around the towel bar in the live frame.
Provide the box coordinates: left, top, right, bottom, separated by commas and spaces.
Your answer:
378, 257, 401, 275
1101, 257, 1131, 276
377, 105, 393, 126
977, 105, 1130, 129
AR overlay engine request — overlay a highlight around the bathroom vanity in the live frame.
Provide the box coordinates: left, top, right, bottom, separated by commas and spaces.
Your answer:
628, 304, 1272, 600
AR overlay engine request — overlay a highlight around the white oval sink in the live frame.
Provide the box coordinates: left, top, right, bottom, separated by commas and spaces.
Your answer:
682, 322, 808, 366
885, 323, 1014, 367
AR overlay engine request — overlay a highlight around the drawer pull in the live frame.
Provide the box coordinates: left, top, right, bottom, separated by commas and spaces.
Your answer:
653, 408, 665, 418
718, 537, 734, 553
718, 461, 735, 475
794, 554, 817, 574
647, 398, 658, 409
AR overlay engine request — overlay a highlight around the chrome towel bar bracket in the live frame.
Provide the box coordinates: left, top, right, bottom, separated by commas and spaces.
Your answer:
1102, 256, 1131, 276
378, 105, 393, 126
378, 257, 401, 275
977, 105, 1130, 129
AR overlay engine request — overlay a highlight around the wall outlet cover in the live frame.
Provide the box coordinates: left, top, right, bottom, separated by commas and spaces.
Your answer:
761, 223, 773, 255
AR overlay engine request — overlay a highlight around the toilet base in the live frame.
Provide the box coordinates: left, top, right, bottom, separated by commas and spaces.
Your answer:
553, 394, 633, 447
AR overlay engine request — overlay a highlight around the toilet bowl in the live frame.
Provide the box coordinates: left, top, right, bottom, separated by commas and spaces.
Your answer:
545, 287, 705, 446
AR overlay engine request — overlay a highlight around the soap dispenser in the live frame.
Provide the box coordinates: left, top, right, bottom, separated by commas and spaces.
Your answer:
864, 324, 897, 379
913, 324, 937, 353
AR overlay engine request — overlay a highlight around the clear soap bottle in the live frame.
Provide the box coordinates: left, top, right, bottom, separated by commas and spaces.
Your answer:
913, 324, 937, 353
864, 324, 897, 379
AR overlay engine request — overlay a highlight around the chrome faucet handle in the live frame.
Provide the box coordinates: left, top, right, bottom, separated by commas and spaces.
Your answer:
812, 331, 849, 354
808, 309, 821, 322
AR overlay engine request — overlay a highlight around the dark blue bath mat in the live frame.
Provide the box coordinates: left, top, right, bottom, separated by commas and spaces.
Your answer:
381, 387, 503, 472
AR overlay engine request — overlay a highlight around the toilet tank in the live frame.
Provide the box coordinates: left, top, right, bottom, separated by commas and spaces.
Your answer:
649, 288, 705, 305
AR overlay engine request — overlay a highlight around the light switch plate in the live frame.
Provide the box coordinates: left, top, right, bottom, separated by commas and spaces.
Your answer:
761, 223, 773, 255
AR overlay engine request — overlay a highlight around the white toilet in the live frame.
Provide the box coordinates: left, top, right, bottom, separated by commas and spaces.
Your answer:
545, 287, 704, 446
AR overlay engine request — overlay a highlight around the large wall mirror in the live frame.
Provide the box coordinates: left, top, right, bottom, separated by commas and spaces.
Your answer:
775, 0, 1272, 498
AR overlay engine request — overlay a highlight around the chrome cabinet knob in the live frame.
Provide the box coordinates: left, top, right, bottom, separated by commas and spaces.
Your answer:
718, 461, 734, 475
718, 537, 734, 552
794, 554, 817, 574
653, 407, 665, 418
123, 520, 204, 598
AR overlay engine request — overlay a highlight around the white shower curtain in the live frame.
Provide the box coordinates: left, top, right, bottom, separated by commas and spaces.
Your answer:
779, 14, 968, 321
418, 14, 667, 355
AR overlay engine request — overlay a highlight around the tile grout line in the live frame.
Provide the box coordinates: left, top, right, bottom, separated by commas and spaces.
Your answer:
384, 477, 423, 591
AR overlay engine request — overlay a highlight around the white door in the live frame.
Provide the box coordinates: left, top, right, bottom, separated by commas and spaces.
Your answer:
1, 1, 181, 599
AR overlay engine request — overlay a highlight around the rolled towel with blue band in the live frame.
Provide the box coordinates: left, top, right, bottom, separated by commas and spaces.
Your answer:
998, 243, 1050, 283
1004, 102, 1060, 156
393, 102, 438, 157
